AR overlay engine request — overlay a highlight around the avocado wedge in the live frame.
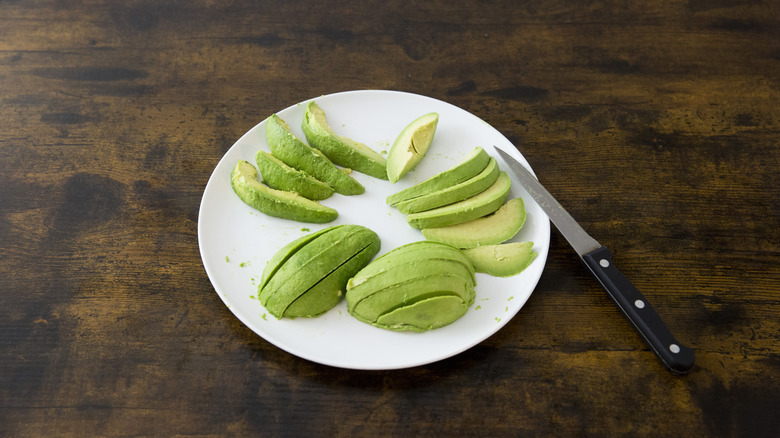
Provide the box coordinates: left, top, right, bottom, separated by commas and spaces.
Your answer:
266, 114, 365, 196
395, 157, 499, 214
406, 171, 512, 229
255, 150, 334, 200
230, 160, 338, 224
422, 197, 527, 248
386, 112, 439, 183
386, 146, 490, 205
301, 101, 388, 179
462, 241, 537, 277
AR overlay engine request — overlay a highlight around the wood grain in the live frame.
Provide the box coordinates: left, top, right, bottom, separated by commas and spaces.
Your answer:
1, 0, 778, 436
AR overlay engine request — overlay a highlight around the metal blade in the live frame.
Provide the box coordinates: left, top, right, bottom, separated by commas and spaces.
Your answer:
494, 146, 601, 256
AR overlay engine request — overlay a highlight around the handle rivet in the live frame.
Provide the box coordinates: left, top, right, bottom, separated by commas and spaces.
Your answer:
669, 344, 680, 354
634, 300, 645, 309
599, 259, 610, 268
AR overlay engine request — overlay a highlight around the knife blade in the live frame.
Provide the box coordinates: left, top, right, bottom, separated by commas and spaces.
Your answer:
494, 146, 694, 375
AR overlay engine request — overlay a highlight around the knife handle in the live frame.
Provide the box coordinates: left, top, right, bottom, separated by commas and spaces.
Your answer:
581, 246, 695, 375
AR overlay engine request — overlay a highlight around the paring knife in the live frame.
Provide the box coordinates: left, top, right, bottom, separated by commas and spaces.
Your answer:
494, 146, 694, 375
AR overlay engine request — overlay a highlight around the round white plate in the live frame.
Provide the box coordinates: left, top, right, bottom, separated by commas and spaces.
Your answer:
197, 90, 550, 370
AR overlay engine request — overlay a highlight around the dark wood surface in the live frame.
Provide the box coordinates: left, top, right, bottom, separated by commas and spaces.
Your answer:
2, 1, 778, 436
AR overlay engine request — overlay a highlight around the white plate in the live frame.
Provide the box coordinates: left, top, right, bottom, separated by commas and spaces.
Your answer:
197, 90, 550, 370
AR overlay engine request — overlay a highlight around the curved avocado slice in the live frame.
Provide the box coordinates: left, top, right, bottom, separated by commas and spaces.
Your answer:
386, 146, 490, 205
258, 226, 337, 292
462, 241, 537, 277
266, 114, 365, 196
386, 112, 439, 183
346, 258, 475, 308
347, 241, 474, 287
284, 237, 380, 318
255, 150, 334, 200
301, 101, 388, 180
230, 160, 338, 224
259, 225, 377, 318
406, 171, 511, 229
395, 157, 499, 214
422, 198, 527, 248
374, 296, 470, 333
351, 274, 472, 324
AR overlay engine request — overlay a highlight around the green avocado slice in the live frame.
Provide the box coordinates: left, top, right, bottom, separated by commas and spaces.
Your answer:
386, 112, 439, 183
301, 101, 388, 179
230, 160, 338, 224
258, 226, 338, 292
395, 157, 499, 214
462, 241, 537, 277
255, 150, 334, 201
284, 236, 381, 318
406, 171, 511, 229
386, 146, 490, 206
422, 197, 527, 248
266, 114, 365, 196
350, 274, 473, 323
346, 259, 475, 310
374, 296, 470, 333
259, 225, 378, 318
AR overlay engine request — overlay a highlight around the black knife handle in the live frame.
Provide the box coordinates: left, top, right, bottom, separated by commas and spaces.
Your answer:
581, 246, 695, 375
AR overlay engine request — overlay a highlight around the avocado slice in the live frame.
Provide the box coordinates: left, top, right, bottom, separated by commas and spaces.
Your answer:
284, 237, 381, 318
230, 160, 338, 224
301, 101, 388, 179
255, 150, 334, 200
462, 241, 537, 277
406, 171, 512, 229
374, 295, 470, 333
266, 114, 365, 196
259, 225, 379, 318
352, 274, 473, 324
386, 112, 439, 183
258, 226, 336, 292
395, 157, 499, 214
386, 146, 490, 205
422, 198, 527, 248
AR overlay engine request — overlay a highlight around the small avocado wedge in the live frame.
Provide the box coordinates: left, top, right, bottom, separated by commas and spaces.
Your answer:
395, 157, 499, 214
386, 147, 490, 205
301, 101, 388, 179
266, 114, 364, 196
259, 225, 380, 319
258, 226, 335, 292
406, 171, 512, 229
345, 241, 476, 332
255, 150, 334, 200
386, 112, 439, 183
422, 197, 527, 248
462, 241, 537, 277
230, 160, 338, 224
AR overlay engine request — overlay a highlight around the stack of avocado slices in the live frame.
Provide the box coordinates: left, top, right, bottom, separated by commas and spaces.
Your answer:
387, 146, 536, 277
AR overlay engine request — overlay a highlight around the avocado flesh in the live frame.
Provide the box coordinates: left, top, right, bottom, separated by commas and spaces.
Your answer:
347, 241, 475, 287
351, 274, 473, 322
406, 171, 511, 229
386, 113, 439, 183
346, 258, 475, 307
387, 147, 490, 206
462, 241, 537, 277
266, 114, 364, 196
255, 150, 334, 201
375, 296, 470, 333
259, 225, 378, 318
284, 237, 381, 318
258, 226, 336, 292
301, 101, 388, 179
230, 160, 338, 224
422, 198, 527, 248
396, 157, 499, 214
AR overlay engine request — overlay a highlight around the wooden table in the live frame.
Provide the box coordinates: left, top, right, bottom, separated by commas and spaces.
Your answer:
2, 1, 778, 436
